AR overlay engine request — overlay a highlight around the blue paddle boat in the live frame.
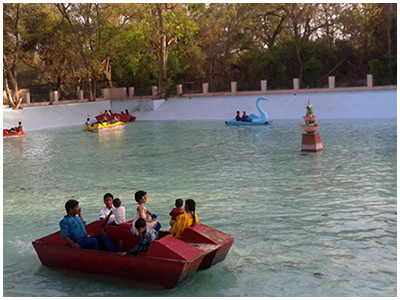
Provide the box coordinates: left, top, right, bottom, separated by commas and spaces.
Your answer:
225, 97, 272, 126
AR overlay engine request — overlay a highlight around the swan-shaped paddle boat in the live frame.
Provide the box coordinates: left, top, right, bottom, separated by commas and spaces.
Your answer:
225, 96, 272, 126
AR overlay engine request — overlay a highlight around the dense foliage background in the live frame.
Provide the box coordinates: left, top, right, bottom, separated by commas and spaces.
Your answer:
3, 3, 397, 106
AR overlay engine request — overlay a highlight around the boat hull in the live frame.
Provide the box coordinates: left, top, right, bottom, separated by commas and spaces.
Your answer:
83, 121, 125, 132
112, 113, 136, 122
3, 129, 25, 137
225, 119, 271, 126
106, 221, 234, 271
95, 113, 136, 123
180, 223, 235, 270
32, 241, 201, 289
32, 221, 207, 289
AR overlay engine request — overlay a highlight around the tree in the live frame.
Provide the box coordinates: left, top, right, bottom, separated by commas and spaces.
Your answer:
284, 3, 327, 85
55, 3, 130, 100
5, 3, 397, 101
3, 3, 25, 109
244, 3, 288, 49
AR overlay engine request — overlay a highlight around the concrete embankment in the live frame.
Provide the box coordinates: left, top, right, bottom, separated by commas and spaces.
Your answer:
3, 90, 397, 131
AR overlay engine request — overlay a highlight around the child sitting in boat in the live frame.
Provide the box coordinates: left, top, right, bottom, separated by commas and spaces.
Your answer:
169, 198, 184, 227
107, 198, 125, 226
169, 199, 199, 239
131, 190, 160, 236
120, 218, 161, 256
99, 193, 115, 228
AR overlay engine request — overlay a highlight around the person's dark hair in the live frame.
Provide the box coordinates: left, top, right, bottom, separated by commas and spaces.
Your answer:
185, 199, 196, 226
65, 199, 79, 213
113, 198, 121, 208
103, 193, 113, 201
135, 190, 147, 203
134, 218, 146, 229
175, 198, 183, 208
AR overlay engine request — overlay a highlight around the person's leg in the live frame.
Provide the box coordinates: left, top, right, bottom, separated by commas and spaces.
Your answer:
76, 237, 99, 250
92, 233, 118, 252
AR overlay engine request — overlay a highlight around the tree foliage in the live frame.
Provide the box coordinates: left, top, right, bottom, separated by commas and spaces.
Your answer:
3, 3, 397, 108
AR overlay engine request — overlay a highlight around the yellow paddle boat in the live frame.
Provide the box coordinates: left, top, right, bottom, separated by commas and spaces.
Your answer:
83, 121, 125, 132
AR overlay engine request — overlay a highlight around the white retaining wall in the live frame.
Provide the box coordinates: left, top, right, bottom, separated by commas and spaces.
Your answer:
3, 90, 397, 131
136, 90, 397, 121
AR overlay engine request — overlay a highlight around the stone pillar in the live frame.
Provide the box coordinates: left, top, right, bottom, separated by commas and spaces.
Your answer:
152, 86, 158, 96
231, 81, 237, 93
176, 84, 183, 96
77, 90, 84, 100
367, 74, 373, 90
24, 92, 31, 104
293, 78, 300, 92
49, 91, 58, 103
128, 87, 135, 97
203, 83, 209, 94
328, 76, 335, 90
261, 80, 267, 92
53, 91, 59, 102
101, 89, 108, 99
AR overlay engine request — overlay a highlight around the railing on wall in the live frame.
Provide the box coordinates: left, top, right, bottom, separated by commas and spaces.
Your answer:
5, 74, 396, 108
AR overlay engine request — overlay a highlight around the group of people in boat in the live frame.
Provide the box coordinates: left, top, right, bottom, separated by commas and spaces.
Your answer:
60, 191, 198, 256
85, 116, 120, 127
85, 109, 133, 127
103, 109, 133, 119
5, 121, 23, 133
235, 111, 252, 122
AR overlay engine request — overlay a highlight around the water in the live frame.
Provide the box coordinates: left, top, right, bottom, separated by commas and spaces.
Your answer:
3, 119, 397, 297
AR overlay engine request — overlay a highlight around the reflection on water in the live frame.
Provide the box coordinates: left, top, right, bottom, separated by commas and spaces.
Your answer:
3, 119, 397, 297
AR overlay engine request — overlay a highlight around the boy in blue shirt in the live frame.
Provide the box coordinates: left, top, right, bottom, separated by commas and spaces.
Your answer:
59, 199, 118, 252
120, 218, 160, 256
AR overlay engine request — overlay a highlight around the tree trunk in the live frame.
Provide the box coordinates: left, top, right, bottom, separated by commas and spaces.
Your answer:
102, 56, 114, 88
157, 4, 168, 99
3, 54, 22, 109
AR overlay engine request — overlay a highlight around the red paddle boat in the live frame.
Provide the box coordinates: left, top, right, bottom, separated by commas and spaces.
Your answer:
3, 129, 25, 137
32, 220, 234, 289
95, 113, 136, 123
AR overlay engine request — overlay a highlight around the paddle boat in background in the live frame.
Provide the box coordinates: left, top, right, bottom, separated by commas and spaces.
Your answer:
83, 121, 125, 132
95, 112, 136, 123
32, 220, 234, 289
3, 128, 25, 137
225, 96, 272, 126
113, 113, 136, 122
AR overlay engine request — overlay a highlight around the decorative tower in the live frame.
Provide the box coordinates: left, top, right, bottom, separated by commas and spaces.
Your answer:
300, 102, 323, 152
